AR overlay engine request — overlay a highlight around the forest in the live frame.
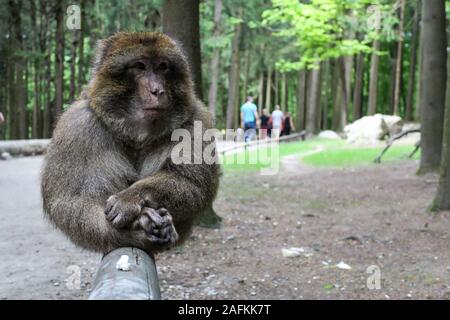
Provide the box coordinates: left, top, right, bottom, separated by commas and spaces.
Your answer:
0, 0, 447, 138
1, 0, 450, 301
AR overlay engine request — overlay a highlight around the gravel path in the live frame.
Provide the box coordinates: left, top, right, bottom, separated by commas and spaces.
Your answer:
1, 153, 450, 299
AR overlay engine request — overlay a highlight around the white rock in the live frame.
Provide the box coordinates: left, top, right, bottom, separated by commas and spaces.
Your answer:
335, 261, 352, 270
381, 115, 403, 135
281, 247, 313, 258
318, 130, 341, 140
116, 255, 131, 271
344, 114, 388, 144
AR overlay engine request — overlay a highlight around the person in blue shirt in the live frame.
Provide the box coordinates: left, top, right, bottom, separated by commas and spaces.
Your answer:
240, 96, 259, 142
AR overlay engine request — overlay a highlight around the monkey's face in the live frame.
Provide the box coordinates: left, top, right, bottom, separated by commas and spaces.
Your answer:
128, 58, 170, 119
89, 32, 195, 142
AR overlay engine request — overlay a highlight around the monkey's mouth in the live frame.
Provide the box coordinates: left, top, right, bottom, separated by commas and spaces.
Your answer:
142, 107, 165, 116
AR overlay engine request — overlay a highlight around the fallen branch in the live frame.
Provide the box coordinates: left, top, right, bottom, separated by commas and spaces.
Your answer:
374, 129, 420, 164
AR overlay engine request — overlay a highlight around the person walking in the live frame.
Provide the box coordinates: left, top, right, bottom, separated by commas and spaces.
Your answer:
282, 112, 295, 136
240, 96, 259, 143
259, 108, 270, 140
271, 105, 284, 139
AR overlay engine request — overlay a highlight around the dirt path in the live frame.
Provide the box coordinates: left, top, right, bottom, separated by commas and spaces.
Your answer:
1, 155, 450, 299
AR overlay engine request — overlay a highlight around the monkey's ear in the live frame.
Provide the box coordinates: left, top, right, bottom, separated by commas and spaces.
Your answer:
92, 39, 113, 76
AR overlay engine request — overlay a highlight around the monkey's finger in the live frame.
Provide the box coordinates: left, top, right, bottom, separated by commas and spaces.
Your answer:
161, 225, 179, 244
148, 235, 169, 245
143, 208, 165, 227
138, 213, 153, 234
157, 208, 169, 217
105, 205, 120, 222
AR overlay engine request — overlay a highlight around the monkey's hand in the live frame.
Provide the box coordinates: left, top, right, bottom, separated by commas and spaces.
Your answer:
105, 191, 144, 229
134, 207, 179, 246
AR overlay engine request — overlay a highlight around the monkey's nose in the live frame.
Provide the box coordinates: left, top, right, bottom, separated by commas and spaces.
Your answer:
150, 89, 165, 97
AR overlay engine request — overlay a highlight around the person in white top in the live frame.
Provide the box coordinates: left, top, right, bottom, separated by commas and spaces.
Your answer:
271, 105, 284, 139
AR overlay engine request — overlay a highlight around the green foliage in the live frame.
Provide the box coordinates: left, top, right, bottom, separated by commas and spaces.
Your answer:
261, 0, 399, 69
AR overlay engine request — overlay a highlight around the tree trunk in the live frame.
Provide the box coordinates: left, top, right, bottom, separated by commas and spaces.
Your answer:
206, 0, 223, 122
9, 0, 27, 139
405, 0, 421, 121
332, 60, 342, 131
69, 29, 79, 102
162, 0, 203, 99
274, 70, 279, 108
338, 57, 349, 130
418, 0, 447, 174
281, 72, 287, 111
77, 0, 86, 93
39, 0, 52, 138
31, 0, 41, 139
296, 70, 306, 131
321, 61, 330, 130
257, 71, 264, 114
306, 66, 321, 135
225, 12, 242, 129
432, 52, 450, 210
54, 0, 65, 120
241, 51, 250, 103
353, 52, 365, 121
393, 0, 406, 116
368, 40, 380, 115
265, 66, 272, 111
388, 42, 398, 114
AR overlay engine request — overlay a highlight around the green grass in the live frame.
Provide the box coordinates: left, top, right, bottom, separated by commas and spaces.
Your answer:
302, 144, 420, 167
220, 138, 337, 171
220, 138, 420, 171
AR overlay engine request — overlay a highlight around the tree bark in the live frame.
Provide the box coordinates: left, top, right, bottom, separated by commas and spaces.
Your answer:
281, 72, 287, 111
69, 29, 79, 102
368, 40, 380, 115
296, 70, 305, 130
40, 0, 52, 138
393, 0, 406, 116
405, 0, 421, 121
77, 0, 86, 93
265, 66, 272, 111
9, 0, 27, 139
31, 0, 41, 139
162, 0, 203, 99
54, 0, 65, 120
206, 0, 223, 122
338, 57, 349, 130
225, 13, 242, 129
332, 59, 342, 131
353, 52, 365, 121
257, 71, 264, 115
306, 66, 321, 135
418, 0, 447, 174
274, 70, 279, 108
432, 52, 450, 210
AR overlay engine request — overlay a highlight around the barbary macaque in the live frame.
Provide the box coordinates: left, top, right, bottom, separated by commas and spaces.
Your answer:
41, 32, 220, 254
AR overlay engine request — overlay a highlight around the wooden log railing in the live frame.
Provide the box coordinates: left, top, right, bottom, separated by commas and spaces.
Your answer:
0, 139, 50, 156
88, 247, 161, 300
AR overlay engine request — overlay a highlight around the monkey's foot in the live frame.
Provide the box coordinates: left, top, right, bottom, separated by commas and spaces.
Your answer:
138, 208, 179, 246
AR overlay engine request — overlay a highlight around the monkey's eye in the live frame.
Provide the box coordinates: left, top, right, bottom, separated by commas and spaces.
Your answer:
157, 61, 169, 72
130, 61, 146, 70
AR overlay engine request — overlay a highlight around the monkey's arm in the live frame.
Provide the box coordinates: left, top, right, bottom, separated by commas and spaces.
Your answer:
41, 104, 152, 253
126, 160, 220, 243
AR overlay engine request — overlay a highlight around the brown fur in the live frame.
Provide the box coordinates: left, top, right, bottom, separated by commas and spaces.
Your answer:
41, 32, 220, 254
